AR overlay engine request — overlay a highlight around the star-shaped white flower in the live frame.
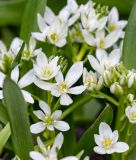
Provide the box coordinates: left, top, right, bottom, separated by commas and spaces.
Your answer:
108, 7, 127, 34
0, 66, 34, 103
30, 101, 70, 134
22, 36, 41, 60
33, 52, 60, 81
51, 62, 85, 106
88, 48, 121, 75
82, 29, 122, 49
94, 122, 129, 154
30, 133, 63, 160
125, 104, 136, 123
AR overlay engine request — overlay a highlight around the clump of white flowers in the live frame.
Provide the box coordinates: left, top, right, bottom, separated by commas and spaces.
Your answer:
0, 0, 132, 160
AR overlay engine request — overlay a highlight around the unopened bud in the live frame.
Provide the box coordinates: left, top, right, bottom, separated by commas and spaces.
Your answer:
110, 82, 123, 96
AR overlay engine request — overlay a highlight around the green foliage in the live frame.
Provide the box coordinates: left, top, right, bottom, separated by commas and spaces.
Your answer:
122, 0, 136, 69
20, 0, 47, 43
3, 78, 33, 160
0, 123, 11, 154
74, 105, 113, 156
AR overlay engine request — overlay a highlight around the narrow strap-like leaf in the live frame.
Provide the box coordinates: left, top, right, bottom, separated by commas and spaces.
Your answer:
20, 0, 47, 43
122, 0, 136, 69
3, 78, 33, 160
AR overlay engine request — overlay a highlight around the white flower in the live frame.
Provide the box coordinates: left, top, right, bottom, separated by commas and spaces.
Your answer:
30, 101, 70, 134
108, 7, 127, 34
83, 68, 103, 91
0, 38, 23, 70
30, 133, 63, 160
51, 62, 85, 106
22, 37, 41, 60
33, 19, 68, 47
82, 29, 121, 49
94, 122, 129, 154
0, 66, 34, 103
125, 104, 136, 123
88, 48, 121, 75
33, 52, 60, 81
127, 70, 136, 88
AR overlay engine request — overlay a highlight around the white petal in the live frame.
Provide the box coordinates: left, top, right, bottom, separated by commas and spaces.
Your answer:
33, 110, 45, 121
109, 49, 121, 66
29, 36, 36, 52
39, 100, 51, 116
55, 71, 64, 84
30, 151, 45, 160
94, 146, 106, 154
21, 90, 34, 104
11, 65, 19, 83
51, 88, 61, 97
0, 40, 7, 53
82, 29, 95, 46
34, 78, 54, 91
108, 7, 119, 24
65, 62, 83, 87
61, 157, 78, 160
18, 69, 34, 88
112, 130, 119, 143
68, 85, 85, 95
44, 7, 55, 25
116, 21, 128, 30
36, 52, 48, 68
0, 90, 3, 99
98, 16, 108, 30
32, 32, 45, 41
30, 122, 46, 134
60, 94, 73, 106
68, 12, 80, 26
10, 38, 23, 54
96, 49, 108, 63
47, 125, 54, 131
99, 122, 112, 137
55, 39, 67, 47
88, 55, 103, 74
0, 72, 5, 87
105, 30, 121, 49
114, 142, 129, 153
52, 110, 62, 120
94, 134, 103, 146
37, 13, 46, 32
54, 121, 70, 131
53, 132, 64, 149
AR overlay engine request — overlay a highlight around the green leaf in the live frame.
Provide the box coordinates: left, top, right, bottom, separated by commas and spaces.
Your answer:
0, 102, 9, 124
0, 123, 11, 154
3, 78, 33, 160
20, 0, 47, 43
62, 114, 76, 156
122, 0, 136, 69
73, 105, 113, 156
11, 42, 25, 69
0, 0, 26, 26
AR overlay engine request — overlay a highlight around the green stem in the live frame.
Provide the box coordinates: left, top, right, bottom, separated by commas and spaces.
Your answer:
92, 91, 119, 107
31, 94, 41, 101
75, 43, 88, 61
47, 91, 51, 107
53, 99, 60, 111
61, 95, 92, 119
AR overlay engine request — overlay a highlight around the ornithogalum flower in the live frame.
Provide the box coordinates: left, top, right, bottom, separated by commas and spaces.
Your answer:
51, 62, 85, 106
94, 122, 129, 154
125, 104, 136, 123
33, 52, 60, 81
88, 49, 121, 75
30, 101, 70, 134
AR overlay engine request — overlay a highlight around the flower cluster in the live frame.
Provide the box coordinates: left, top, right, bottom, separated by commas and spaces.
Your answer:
0, 0, 132, 160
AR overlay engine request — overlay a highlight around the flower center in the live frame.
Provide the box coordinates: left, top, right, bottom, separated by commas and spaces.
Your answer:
60, 82, 68, 93
103, 138, 112, 149
131, 111, 136, 121
22, 50, 30, 58
100, 39, 105, 48
85, 76, 96, 87
109, 24, 116, 32
50, 33, 58, 42
44, 116, 53, 125
43, 68, 53, 78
